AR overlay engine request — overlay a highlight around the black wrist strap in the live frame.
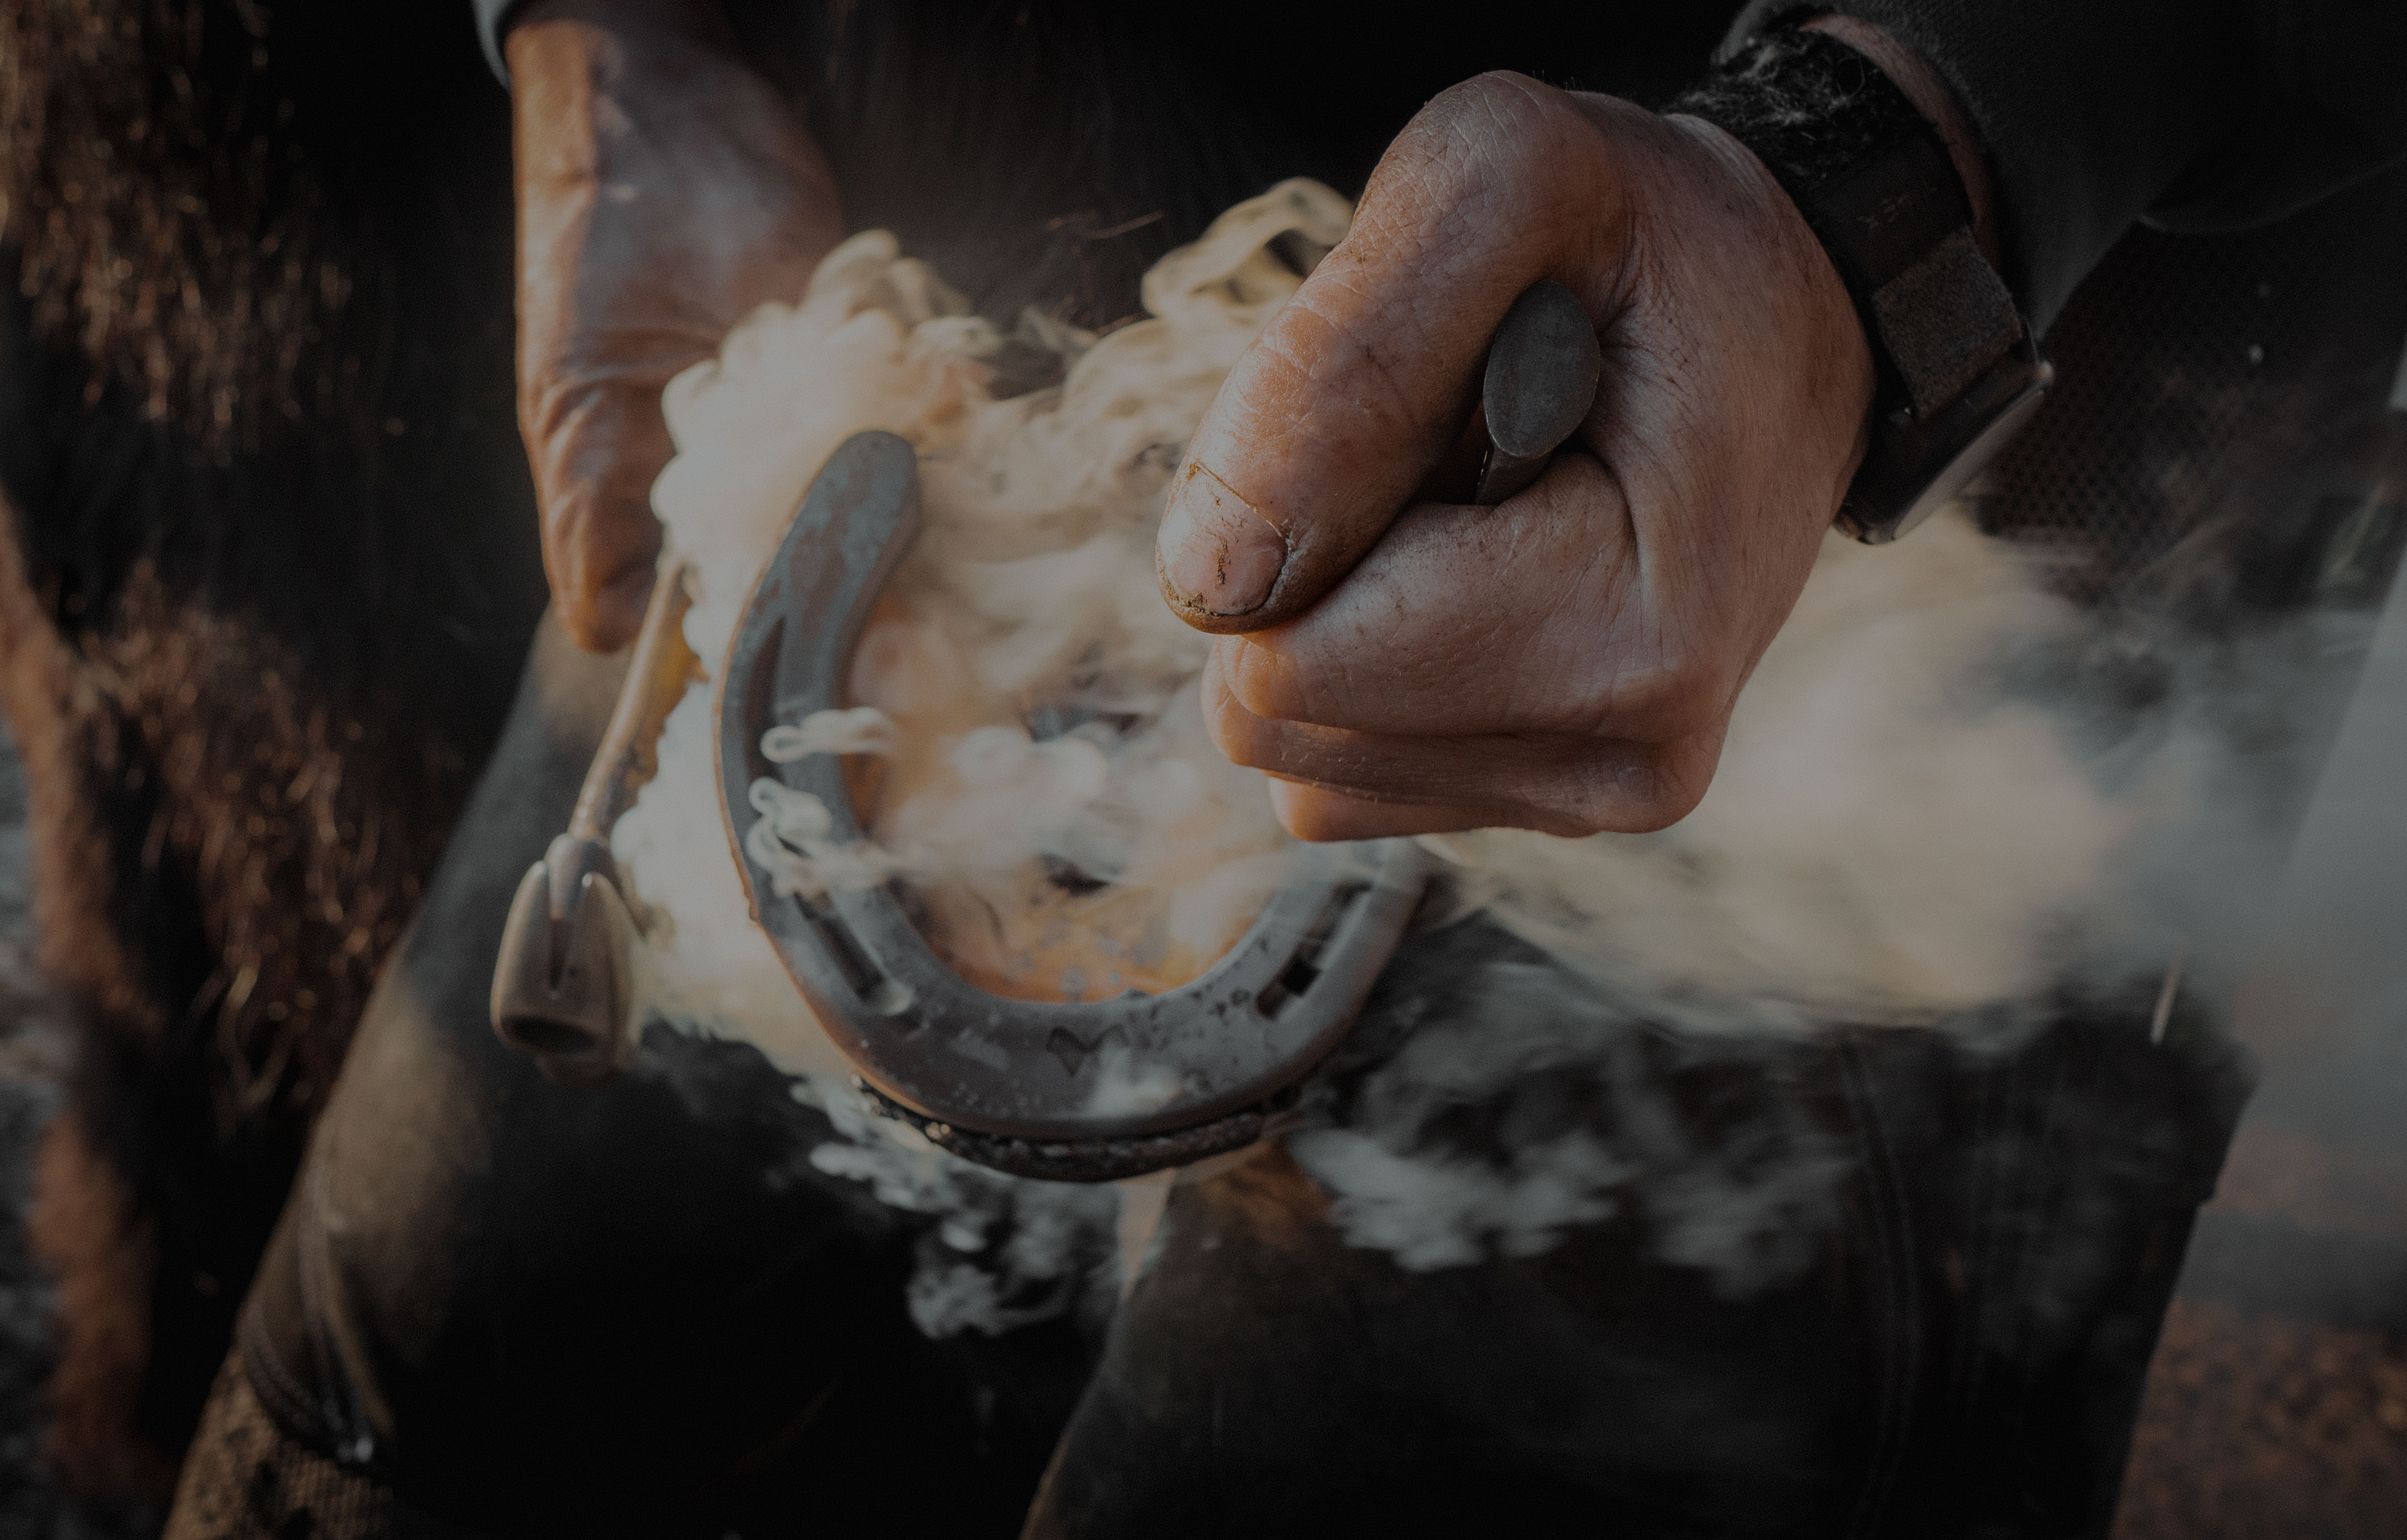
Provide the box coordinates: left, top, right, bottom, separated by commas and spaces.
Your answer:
1671, 27, 2023, 426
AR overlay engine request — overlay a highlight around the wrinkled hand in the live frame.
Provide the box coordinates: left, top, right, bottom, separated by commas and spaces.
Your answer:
1156, 73, 1877, 840
508, 0, 843, 650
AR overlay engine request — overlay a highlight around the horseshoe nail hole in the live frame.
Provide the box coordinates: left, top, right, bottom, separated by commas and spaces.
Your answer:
1252, 882, 1361, 1018
1255, 955, 1321, 1019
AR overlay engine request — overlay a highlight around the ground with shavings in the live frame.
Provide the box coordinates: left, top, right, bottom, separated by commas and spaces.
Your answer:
2116, 1117, 2407, 1537
2117, 1299, 2407, 1538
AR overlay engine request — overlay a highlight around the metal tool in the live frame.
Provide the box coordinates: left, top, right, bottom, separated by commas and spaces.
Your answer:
1473, 278, 1603, 505
490, 560, 698, 1085
714, 431, 1430, 1181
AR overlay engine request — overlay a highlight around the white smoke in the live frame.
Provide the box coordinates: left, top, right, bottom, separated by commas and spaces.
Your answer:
1284, 954, 1858, 1288
608, 177, 2250, 1306
1434, 512, 2144, 1031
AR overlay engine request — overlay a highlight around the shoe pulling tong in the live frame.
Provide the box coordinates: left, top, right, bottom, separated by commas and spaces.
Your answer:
493, 278, 1601, 1182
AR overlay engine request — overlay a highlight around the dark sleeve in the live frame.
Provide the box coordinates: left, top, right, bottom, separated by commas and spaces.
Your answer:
475, 0, 520, 82
1724, 1, 2407, 334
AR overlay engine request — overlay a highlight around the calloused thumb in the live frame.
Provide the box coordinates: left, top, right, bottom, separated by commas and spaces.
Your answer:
1154, 73, 1609, 636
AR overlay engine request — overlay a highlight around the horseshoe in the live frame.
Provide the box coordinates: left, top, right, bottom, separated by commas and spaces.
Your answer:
492, 280, 1595, 1173
715, 431, 1430, 1182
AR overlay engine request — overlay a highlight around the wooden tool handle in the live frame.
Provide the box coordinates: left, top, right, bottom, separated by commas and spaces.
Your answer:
568, 560, 699, 844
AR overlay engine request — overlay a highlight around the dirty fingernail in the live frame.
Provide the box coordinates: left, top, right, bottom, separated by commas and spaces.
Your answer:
1160, 461, 1285, 616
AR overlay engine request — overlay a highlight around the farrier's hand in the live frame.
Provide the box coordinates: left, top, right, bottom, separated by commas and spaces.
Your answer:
508, 0, 844, 650
1156, 73, 1878, 839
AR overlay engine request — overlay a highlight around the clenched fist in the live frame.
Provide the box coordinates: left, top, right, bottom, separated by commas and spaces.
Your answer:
1156, 71, 1882, 840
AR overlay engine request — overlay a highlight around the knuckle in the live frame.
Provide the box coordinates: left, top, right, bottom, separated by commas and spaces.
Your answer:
1267, 783, 1362, 844
1221, 642, 1304, 723
521, 371, 600, 455
1199, 670, 1284, 773
1225, 633, 1389, 731
1594, 645, 1724, 741
1422, 71, 1556, 139
1214, 730, 1288, 779
1406, 72, 1591, 195
558, 598, 608, 653
1266, 287, 1423, 450
1555, 745, 1711, 836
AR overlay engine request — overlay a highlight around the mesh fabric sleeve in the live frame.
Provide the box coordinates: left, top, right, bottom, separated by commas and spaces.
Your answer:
1722, 1, 2407, 334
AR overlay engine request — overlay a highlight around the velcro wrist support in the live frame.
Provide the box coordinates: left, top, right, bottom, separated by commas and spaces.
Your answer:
1671, 27, 2022, 423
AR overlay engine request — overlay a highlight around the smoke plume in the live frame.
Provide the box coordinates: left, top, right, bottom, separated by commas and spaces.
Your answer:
607, 179, 2281, 1317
